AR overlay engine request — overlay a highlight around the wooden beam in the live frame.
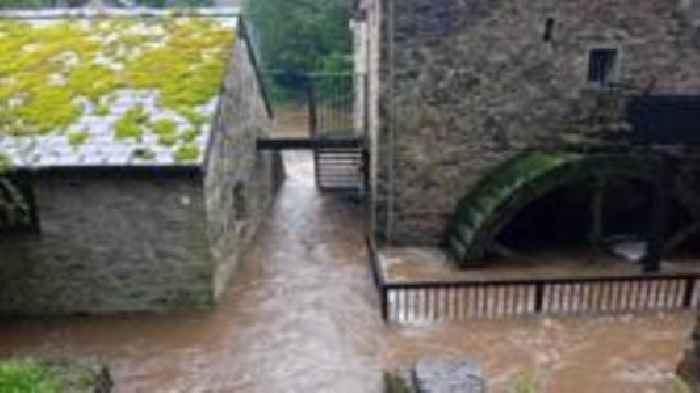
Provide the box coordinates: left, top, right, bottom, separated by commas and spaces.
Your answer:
256, 137, 363, 150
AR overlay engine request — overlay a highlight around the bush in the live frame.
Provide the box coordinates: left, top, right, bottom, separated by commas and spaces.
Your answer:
0, 359, 62, 393
511, 371, 541, 393
243, 0, 352, 100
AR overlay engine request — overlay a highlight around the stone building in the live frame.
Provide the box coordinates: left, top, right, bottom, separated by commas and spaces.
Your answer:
354, 0, 700, 267
0, 9, 283, 314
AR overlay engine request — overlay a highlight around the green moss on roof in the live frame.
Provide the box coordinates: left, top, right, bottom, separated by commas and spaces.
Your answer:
67, 129, 89, 146
114, 105, 148, 139
181, 127, 199, 142
174, 142, 200, 162
152, 118, 176, 135
0, 153, 10, 169
94, 102, 110, 116
0, 16, 234, 137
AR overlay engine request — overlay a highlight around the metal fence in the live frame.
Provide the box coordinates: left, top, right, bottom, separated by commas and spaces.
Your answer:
367, 238, 700, 323
308, 73, 356, 138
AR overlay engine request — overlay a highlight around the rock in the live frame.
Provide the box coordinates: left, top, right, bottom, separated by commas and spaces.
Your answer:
412, 358, 485, 393
609, 240, 647, 263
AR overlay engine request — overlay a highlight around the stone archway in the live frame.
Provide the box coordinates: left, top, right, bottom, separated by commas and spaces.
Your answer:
447, 151, 667, 269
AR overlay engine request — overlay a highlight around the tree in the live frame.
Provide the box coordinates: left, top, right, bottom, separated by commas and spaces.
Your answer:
243, 0, 352, 75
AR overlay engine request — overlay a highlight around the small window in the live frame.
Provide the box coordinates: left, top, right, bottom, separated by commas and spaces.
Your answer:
543, 18, 555, 42
588, 48, 618, 85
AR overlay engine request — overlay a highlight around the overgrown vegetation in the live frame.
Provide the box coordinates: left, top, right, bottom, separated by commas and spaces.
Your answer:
0, 0, 214, 9
0, 359, 62, 393
0, 17, 233, 145
114, 105, 148, 139
67, 129, 89, 146
510, 371, 542, 393
0, 0, 85, 9
672, 376, 693, 393
174, 142, 199, 162
243, 0, 352, 100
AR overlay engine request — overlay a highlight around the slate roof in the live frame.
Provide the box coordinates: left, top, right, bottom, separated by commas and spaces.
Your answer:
0, 9, 239, 168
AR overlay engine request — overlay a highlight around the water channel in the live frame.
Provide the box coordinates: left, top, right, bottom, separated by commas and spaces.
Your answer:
0, 152, 694, 393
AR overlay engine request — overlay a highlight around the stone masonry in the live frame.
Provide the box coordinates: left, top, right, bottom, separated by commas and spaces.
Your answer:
679, 314, 700, 392
0, 18, 283, 314
359, 0, 700, 245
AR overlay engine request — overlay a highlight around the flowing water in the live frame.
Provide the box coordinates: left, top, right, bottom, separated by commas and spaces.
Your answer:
0, 152, 695, 393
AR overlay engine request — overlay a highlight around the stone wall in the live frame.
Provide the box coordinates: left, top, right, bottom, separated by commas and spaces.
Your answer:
384, 358, 485, 393
365, 0, 700, 245
679, 314, 700, 392
0, 169, 215, 314
0, 20, 282, 314
205, 25, 284, 299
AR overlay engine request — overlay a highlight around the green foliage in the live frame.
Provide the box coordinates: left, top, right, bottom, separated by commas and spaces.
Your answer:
0, 359, 62, 393
67, 129, 88, 146
510, 371, 541, 393
672, 376, 692, 393
174, 142, 199, 162
129, 0, 214, 6
114, 105, 148, 139
158, 132, 178, 146
0, 0, 62, 9
178, 107, 208, 130
243, 0, 352, 74
94, 103, 110, 117
152, 118, 176, 135
181, 127, 199, 142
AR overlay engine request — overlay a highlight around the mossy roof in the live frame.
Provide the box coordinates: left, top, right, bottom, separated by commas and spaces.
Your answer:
0, 10, 237, 168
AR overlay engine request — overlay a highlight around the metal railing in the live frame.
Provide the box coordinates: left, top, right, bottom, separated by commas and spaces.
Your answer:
367, 238, 700, 323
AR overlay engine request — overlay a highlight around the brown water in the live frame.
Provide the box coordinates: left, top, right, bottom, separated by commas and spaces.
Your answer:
0, 152, 695, 393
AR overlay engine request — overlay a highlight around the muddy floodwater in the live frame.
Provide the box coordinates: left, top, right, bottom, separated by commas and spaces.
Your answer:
0, 152, 695, 393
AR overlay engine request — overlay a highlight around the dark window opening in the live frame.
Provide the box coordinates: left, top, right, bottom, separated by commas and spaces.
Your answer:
543, 18, 555, 42
588, 48, 618, 85
0, 173, 39, 236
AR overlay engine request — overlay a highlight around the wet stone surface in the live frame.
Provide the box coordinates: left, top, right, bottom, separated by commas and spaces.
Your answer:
413, 358, 484, 393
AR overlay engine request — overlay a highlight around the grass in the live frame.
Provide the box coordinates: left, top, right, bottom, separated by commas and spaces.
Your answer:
0, 359, 62, 393
672, 376, 692, 393
510, 370, 541, 393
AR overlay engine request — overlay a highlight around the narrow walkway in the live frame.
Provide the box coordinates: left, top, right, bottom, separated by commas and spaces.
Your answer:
0, 152, 694, 393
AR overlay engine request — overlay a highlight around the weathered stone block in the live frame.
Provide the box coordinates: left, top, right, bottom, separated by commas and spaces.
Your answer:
413, 358, 485, 393
679, 315, 700, 392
